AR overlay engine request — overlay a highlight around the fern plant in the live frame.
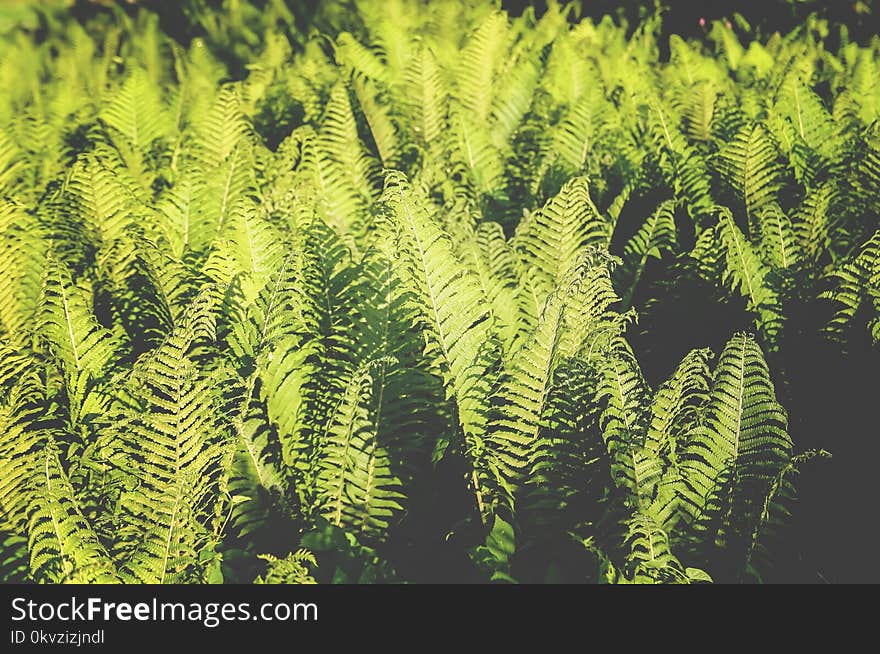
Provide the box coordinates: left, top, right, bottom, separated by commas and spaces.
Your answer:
1, 0, 867, 585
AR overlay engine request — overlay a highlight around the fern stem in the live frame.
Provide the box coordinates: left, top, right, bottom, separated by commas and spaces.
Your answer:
472, 469, 486, 528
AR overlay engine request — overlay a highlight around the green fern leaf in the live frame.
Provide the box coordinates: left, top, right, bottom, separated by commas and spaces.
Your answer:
717, 123, 782, 230
615, 199, 677, 310
0, 201, 46, 342
679, 333, 793, 558
714, 207, 784, 345
100, 67, 172, 152
513, 176, 609, 298
113, 290, 231, 583
27, 443, 120, 583
317, 358, 405, 538
757, 203, 802, 270
822, 231, 880, 346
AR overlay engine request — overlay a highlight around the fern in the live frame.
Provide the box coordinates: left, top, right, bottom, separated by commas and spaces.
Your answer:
709, 206, 784, 346
678, 333, 793, 573
596, 348, 654, 506
823, 231, 880, 346
99, 66, 172, 186
0, 0, 851, 585
36, 256, 121, 426
27, 443, 120, 583
382, 172, 504, 517
773, 78, 842, 185
648, 347, 713, 467
487, 269, 577, 485
757, 203, 802, 270
254, 549, 317, 584
454, 10, 508, 124
384, 173, 499, 442
717, 123, 782, 232
402, 46, 446, 148
615, 199, 677, 310
0, 201, 46, 342
113, 291, 231, 583
0, 369, 49, 536
513, 176, 609, 299
621, 512, 690, 584
316, 358, 406, 538
193, 86, 251, 170
794, 183, 837, 264
682, 81, 718, 144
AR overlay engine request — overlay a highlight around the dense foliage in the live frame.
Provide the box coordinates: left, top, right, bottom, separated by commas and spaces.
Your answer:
1, 0, 876, 584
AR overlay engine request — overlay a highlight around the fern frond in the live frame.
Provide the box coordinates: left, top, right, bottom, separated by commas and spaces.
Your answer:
37, 257, 119, 380
353, 77, 398, 165
647, 347, 713, 463
27, 443, 120, 583
254, 549, 317, 584
551, 93, 609, 175
315, 82, 378, 238
351, 235, 444, 469
449, 109, 505, 197
682, 81, 718, 143
193, 86, 250, 169
556, 249, 624, 361
596, 349, 655, 506
384, 172, 500, 444
67, 154, 137, 250
487, 273, 575, 485
623, 511, 689, 584
100, 67, 172, 153
316, 358, 406, 539
458, 221, 524, 354
225, 240, 319, 521
335, 32, 389, 86
383, 172, 502, 517
822, 231, 880, 346
0, 369, 47, 534
757, 203, 802, 270
402, 46, 446, 147
0, 201, 47, 342
679, 333, 793, 560
717, 123, 782, 229
227, 403, 287, 540
113, 290, 231, 583
36, 256, 121, 428
134, 242, 200, 330
490, 49, 541, 151
773, 78, 841, 183
156, 176, 197, 258
455, 10, 508, 123
794, 183, 836, 264
211, 200, 285, 303
715, 207, 784, 345
513, 176, 608, 298
615, 199, 677, 310
648, 102, 715, 221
